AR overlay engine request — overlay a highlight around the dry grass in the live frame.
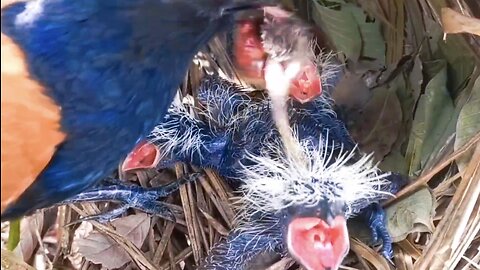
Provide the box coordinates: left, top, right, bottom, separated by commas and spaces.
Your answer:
2, 0, 480, 269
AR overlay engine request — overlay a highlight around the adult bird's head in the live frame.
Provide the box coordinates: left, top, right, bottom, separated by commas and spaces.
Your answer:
236, 136, 392, 270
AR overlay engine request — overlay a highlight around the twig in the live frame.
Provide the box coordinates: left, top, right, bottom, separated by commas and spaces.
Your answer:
69, 205, 157, 270
383, 132, 480, 207
152, 221, 175, 265
177, 164, 202, 265
159, 247, 193, 270
414, 143, 480, 269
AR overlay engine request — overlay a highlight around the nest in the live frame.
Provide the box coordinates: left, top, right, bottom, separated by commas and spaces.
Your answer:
2, 1, 480, 270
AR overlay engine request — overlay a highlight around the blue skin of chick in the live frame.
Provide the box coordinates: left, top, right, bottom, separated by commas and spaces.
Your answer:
63, 75, 406, 267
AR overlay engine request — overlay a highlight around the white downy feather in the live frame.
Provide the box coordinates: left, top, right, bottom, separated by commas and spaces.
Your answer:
237, 130, 393, 220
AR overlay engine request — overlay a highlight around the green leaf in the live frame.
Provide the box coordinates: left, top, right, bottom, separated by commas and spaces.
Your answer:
406, 96, 426, 175
421, 64, 456, 168
344, 3, 386, 63
394, 57, 423, 155
379, 150, 408, 175
439, 37, 476, 96
311, 1, 362, 60
424, 17, 443, 58
6, 220, 20, 251
408, 55, 424, 111
324, 0, 346, 3
386, 188, 435, 242
311, 2, 385, 63
351, 84, 403, 161
455, 75, 480, 172
406, 61, 455, 174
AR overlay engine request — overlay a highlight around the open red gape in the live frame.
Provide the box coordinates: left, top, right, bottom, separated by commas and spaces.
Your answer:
287, 216, 349, 270
289, 63, 322, 103
233, 17, 323, 103
122, 140, 160, 172
234, 20, 267, 80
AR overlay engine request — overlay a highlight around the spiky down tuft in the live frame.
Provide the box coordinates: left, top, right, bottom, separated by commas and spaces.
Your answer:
197, 76, 253, 131
149, 95, 206, 160
236, 131, 393, 220
312, 46, 344, 94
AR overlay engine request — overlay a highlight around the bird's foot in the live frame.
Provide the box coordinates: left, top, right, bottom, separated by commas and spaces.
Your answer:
365, 203, 394, 263
62, 173, 202, 223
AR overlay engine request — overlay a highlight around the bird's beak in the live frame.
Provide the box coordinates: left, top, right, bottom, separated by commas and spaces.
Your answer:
287, 216, 349, 270
289, 62, 322, 104
264, 59, 322, 104
122, 140, 160, 172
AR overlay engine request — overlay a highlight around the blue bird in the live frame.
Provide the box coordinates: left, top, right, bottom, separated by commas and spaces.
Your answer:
0, 0, 270, 221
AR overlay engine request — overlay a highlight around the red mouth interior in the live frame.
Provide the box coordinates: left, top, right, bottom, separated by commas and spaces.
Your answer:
234, 20, 266, 79
122, 140, 159, 172
287, 216, 349, 270
289, 63, 322, 103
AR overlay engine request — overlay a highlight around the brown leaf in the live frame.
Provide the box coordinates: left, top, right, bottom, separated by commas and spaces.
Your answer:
74, 213, 150, 269
17, 213, 43, 262
441, 8, 480, 36
350, 238, 391, 270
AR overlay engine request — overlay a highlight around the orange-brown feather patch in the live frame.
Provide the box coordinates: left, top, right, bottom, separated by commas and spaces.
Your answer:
1, 33, 66, 212
1, 0, 19, 9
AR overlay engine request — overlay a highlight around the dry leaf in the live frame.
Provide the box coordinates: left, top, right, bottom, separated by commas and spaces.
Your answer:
14, 213, 43, 262
441, 8, 480, 36
386, 188, 436, 242
68, 221, 94, 268
73, 213, 150, 269
350, 238, 391, 270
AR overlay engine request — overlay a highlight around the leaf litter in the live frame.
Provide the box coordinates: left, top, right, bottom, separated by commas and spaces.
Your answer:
2, 0, 480, 269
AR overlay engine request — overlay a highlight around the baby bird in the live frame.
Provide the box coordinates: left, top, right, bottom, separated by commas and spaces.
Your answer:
120, 74, 407, 270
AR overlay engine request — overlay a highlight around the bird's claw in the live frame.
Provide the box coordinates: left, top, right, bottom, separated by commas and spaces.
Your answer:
365, 203, 394, 261
384, 252, 395, 265
61, 173, 202, 223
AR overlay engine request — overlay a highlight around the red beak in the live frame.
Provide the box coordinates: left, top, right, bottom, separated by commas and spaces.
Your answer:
289, 63, 322, 104
287, 216, 349, 270
122, 140, 160, 172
